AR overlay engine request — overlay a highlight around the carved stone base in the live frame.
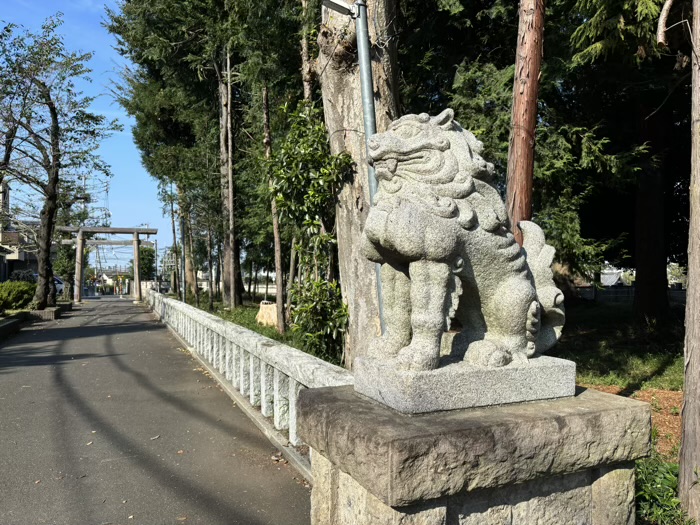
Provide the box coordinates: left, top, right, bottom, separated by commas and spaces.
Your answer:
353, 355, 576, 413
298, 386, 650, 525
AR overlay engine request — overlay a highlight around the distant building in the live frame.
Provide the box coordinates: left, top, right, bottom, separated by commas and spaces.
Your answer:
0, 183, 39, 280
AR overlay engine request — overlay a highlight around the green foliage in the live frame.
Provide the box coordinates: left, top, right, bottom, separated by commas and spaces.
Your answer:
129, 246, 157, 281
0, 281, 36, 310
9, 270, 36, 283
269, 102, 352, 234
570, 0, 667, 65
217, 304, 301, 347
289, 279, 347, 364
268, 102, 351, 360
636, 450, 694, 525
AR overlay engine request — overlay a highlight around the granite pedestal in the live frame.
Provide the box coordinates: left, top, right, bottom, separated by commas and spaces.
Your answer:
353, 355, 576, 413
297, 386, 651, 525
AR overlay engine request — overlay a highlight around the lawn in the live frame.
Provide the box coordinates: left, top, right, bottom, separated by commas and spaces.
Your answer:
551, 301, 685, 393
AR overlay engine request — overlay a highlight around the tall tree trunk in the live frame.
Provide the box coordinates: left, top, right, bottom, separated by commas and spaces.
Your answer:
633, 170, 669, 321
506, 0, 545, 246
286, 236, 297, 323
216, 241, 223, 301
217, 58, 234, 306
300, 0, 315, 101
33, 86, 61, 309
234, 236, 245, 306
169, 193, 180, 296
226, 50, 240, 308
263, 85, 286, 334
187, 217, 200, 307
317, 0, 400, 367
679, 0, 700, 515
181, 205, 196, 299
207, 226, 214, 311
248, 259, 254, 300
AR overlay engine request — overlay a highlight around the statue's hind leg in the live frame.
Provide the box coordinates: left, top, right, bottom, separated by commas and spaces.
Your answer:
367, 263, 412, 360
395, 260, 452, 371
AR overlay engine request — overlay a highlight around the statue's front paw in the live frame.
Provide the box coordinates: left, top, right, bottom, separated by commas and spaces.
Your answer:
395, 343, 440, 371
464, 340, 512, 367
367, 334, 403, 361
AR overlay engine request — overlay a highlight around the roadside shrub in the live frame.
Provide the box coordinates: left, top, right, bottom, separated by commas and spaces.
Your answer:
289, 279, 347, 365
9, 269, 36, 283
636, 449, 695, 525
0, 281, 36, 310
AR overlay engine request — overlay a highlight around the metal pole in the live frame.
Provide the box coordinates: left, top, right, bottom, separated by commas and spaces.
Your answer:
354, 0, 385, 334
180, 216, 186, 303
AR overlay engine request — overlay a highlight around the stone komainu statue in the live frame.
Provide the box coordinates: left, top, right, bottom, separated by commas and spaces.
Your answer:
361, 109, 565, 371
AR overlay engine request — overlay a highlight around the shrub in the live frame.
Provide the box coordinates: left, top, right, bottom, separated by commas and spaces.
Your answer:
289, 279, 347, 365
636, 450, 695, 525
9, 269, 36, 283
0, 281, 36, 310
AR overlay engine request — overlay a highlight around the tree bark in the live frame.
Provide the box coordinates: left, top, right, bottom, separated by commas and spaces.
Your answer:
217, 59, 234, 306
506, 0, 544, 246
317, 0, 400, 367
33, 84, 61, 309
263, 85, 286, 334
679, 0, 700, 515
169, 192, 180, 295
226, 50, 240, 308
300, 0, 315, 101
207, 226, 214, 311
286, 236, 297, 323
186, 214, 200, 307
633, 170, 670, 321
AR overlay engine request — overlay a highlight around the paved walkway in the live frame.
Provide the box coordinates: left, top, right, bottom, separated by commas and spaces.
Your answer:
0, 298, 310, 525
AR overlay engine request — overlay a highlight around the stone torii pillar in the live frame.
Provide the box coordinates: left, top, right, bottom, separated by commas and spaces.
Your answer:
74, 231, 84, 303
133, 232, 141, 302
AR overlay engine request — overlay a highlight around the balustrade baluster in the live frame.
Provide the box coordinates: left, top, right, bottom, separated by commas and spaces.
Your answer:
260, 362, 274, 417
249, 356, 261, 407
273, 369, 289, 431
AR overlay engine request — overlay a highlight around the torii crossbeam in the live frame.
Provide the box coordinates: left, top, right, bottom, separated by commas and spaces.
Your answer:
57, 227, 158, 303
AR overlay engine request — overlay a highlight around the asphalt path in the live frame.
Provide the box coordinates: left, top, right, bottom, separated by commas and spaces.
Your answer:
0, 298, 310, 525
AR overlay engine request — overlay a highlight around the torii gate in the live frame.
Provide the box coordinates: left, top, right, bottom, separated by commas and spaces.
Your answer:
57, 227, 158, 303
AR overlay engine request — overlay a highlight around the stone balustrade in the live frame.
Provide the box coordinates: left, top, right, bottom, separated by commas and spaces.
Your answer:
146, 290, 353, 477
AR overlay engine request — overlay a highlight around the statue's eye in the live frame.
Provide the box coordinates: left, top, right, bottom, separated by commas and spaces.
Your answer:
394, 124, 421, 139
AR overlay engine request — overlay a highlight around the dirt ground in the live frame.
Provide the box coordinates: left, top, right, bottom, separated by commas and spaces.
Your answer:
584, 385, 683, 458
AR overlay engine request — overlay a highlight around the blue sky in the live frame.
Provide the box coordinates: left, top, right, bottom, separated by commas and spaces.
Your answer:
4, 0, 172, 270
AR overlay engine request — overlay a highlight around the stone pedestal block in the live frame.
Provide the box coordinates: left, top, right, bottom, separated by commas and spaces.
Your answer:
354, 355, 576, 413
298, 386, 650, 525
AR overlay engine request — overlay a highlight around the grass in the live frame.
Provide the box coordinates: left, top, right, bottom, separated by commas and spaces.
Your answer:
216, 303, 303, 349
550, 302, 685, 392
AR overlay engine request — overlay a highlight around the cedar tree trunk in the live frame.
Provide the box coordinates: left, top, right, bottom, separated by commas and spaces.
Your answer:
317, 0, 400, 367
680, 0, 700, 515
506, 0, 545, 246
